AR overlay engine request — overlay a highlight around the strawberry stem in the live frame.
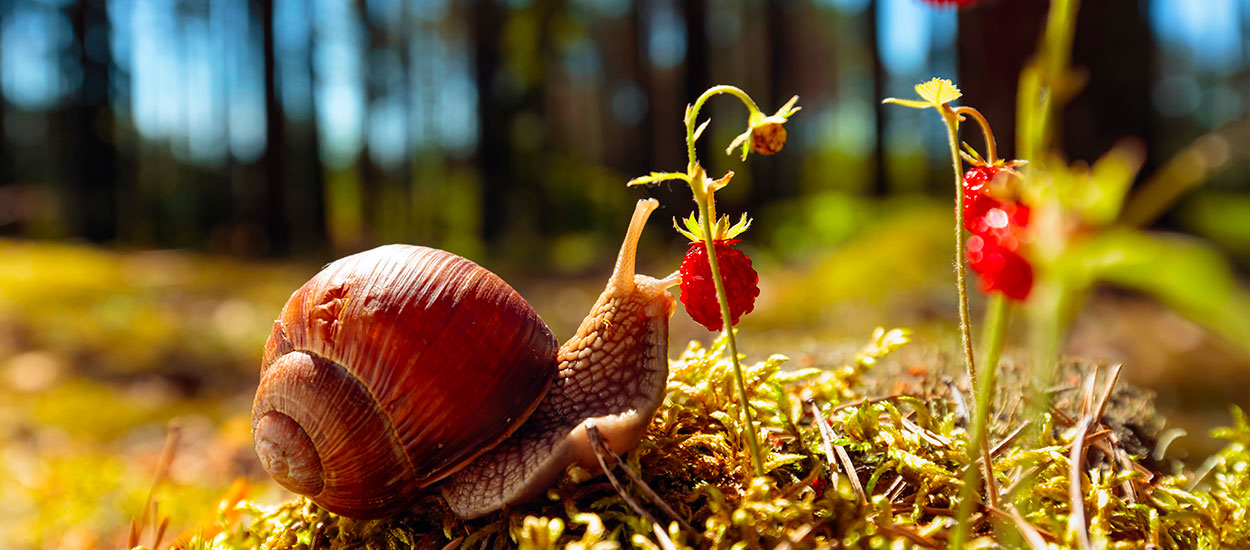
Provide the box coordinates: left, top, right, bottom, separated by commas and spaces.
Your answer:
684, 87, 767, 478
952, 106, 998, 165
939, 102, 1001, 550
695, 197, 764, 478
686, 86, 763, 174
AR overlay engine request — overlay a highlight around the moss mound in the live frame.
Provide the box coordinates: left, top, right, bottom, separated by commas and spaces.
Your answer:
188, 330, 1249, 549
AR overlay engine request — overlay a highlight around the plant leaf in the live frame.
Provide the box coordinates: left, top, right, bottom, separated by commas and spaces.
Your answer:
1082, 139, 1145, 225
1072, 229, 1250, 349
693, 118, 711, 143
764, 453, 806, 473
915, 78, 962, 106
881, 98, 932, 110
626, 172, 689, 187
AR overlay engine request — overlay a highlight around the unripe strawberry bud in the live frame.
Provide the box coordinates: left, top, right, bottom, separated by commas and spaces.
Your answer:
750, 121, 787, 155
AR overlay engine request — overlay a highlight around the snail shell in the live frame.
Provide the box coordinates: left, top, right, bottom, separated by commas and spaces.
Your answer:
252, 199, 678, 519
252, 244, 558, 518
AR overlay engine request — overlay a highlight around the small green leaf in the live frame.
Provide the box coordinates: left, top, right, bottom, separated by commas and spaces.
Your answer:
915, 77, 962, 106
1081, 140, 1145, 225
774, 95, 802, 118
673, 213, 703, 242
726, 128, 752, 160
725, 214, 753, 239
626, 172, 689, 187
881, 98, 932, 110
693, 118, 711, 143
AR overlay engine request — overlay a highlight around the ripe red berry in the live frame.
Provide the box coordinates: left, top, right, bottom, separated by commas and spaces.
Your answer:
961, 163, 1034, 300
967, 235, 1033, 301
679, 240, 760, 331
967, 200, 1031, 251
961, 165, 1001, 226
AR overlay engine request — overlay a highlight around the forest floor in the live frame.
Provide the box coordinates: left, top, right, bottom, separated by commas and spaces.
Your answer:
0, 202, 1246, 549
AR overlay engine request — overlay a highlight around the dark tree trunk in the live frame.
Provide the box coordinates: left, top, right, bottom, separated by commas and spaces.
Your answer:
398, 1, 413, 240
291, 0, 327, 255
1064, 0, 1153, 166
472, 0, 509, 244
958, 0, 1152, 167
356, 0, 386, 245
67, 0, 117, 242
683, 0, 708, 161
867, 0, 888, 196
0, 0, 11, 232
260, 0, 289, 254
748, 0, 795, 208
957, 0, 1048, 162
629, 0, 654, 179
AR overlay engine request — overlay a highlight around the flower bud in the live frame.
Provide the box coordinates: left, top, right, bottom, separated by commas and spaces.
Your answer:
750, 119, 787, 155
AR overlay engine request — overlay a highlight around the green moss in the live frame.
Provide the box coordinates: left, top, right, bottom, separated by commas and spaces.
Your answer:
0, 239, 305, 379
188, 329, 1250, 549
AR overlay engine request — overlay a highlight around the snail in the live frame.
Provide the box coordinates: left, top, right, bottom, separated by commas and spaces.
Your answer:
252, 198, 679, 519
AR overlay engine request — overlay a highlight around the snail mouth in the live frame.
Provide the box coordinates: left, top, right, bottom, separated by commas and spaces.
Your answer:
255, 411, 325, 497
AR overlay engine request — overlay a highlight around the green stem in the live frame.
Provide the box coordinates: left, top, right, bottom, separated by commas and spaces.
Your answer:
952, 295, 1010, 547
952, 106, 999, 164
696, 197, 765, 477
979, 295, 1010, 378
939, 103, 1002, 549
938, 104, 978, 401
684, 86, 766, 477
686, 85, 762, 173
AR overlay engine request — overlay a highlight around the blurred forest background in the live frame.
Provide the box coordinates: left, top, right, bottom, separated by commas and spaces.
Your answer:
0, 0, 1245, 267
0, 1, 1247, 547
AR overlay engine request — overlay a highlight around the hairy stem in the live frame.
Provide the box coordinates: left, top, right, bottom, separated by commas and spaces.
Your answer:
684, 86, 766, 477
686, 85, 762, 173
953, 106, 999, 164
940, 103, 1002, 549
939, 104, 979, 402
954, 294, 1010, 546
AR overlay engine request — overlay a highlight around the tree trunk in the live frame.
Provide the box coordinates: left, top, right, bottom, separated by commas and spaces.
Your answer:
957, 0, 1048, 162
260, 0, 289, 254
629, 0, 654, 178
867, 0, 888, 196
683, 0, 708, 162
1064, 0, 1153, 166
67, 0, 118, 242
471, 0, 509, 244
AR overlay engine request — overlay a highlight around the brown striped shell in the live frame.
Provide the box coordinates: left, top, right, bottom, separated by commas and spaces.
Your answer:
251, 244, 558, 518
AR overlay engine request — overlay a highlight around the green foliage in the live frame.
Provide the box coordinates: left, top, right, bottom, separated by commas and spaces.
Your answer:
1023, 146, 1250, 353
1074, 230, 1250, 346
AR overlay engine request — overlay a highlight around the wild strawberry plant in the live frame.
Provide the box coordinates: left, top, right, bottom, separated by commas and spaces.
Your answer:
628, 86, 800, 476
882, 0, 1247, 544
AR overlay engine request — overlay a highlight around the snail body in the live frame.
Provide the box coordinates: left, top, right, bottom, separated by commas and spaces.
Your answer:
252, 199, 678, 519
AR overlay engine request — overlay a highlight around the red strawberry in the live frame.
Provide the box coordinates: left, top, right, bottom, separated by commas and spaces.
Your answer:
961, 165, 1002, 226
679, 239, 759, 332
967, 200, 1031, 251
962, 162, 1034, 301
967, 235, 1033, 301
